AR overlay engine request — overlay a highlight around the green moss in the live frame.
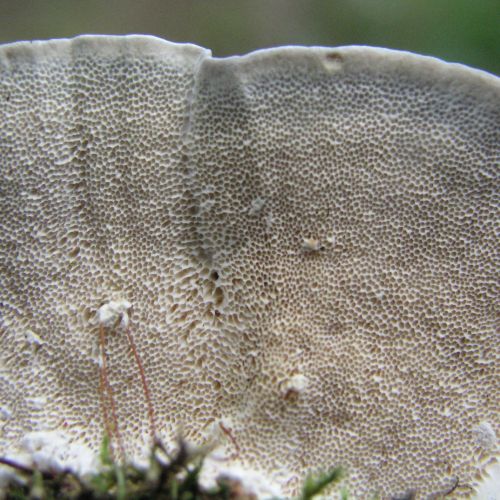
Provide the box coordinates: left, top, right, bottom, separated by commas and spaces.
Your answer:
299, 467, 345, 500
1, 437, 346, 499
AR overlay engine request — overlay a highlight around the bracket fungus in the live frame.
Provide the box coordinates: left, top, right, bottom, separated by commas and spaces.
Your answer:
0, 35, 499, 498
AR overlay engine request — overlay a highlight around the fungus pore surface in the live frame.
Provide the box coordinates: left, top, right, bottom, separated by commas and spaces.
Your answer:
0, 36, 499, 498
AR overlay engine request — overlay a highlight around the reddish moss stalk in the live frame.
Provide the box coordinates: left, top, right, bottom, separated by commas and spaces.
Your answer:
99, 324, 126, 461
124, 325, 158, 441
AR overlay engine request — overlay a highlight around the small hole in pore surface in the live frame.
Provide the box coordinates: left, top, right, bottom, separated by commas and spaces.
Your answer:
324, 52, 344, 73
326, 52, 343, 62
68, 247, 80, 258
210, 270, 219, 281
83, 308, 95, 321
214, 287, 224, 306
284, 389, 299, 403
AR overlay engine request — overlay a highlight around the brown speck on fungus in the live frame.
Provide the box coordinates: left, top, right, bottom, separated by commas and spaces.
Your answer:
0, 35, 499, 498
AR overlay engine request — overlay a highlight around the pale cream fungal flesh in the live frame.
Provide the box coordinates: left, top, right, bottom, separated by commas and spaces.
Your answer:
0, 36, 499, 498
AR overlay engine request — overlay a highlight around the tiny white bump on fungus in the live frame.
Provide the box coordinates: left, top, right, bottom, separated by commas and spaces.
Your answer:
0, 35, 499, 498
472, 421, 497, 451
248, 196, 266, 216
281, 373, 309, 402
97, 300, 132, 329
301, 238, 323, 252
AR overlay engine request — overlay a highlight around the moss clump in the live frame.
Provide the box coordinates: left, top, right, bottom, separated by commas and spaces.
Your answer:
1, 437, 345, 499
299, 468, 346, 500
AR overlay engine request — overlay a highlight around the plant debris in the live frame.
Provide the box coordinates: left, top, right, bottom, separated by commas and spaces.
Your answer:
1, 436, 346, 499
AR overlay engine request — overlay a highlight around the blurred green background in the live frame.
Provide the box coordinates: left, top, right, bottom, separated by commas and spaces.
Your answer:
1, 0, 498, 74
